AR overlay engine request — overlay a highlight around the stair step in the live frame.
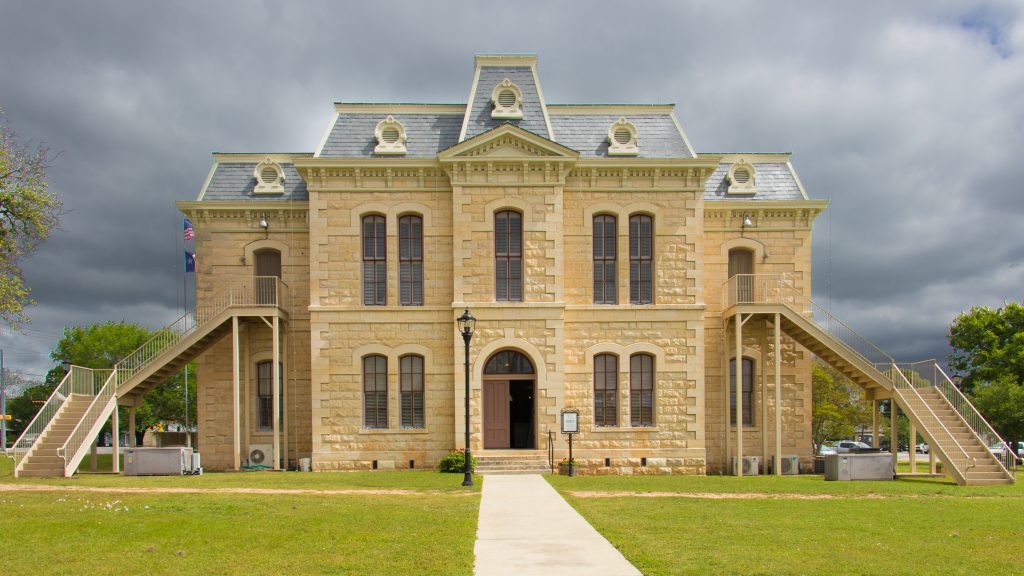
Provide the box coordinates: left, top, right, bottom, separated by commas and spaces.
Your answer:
478, 469, 550, 476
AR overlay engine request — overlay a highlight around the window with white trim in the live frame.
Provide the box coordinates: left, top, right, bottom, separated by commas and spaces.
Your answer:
374, 115, 407, 155
491, 78, 523, 119
607, 118, 638, 155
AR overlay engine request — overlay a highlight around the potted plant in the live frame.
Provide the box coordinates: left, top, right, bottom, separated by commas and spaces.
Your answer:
557, 458, 578, 475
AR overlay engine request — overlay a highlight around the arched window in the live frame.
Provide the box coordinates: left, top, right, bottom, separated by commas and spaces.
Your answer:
363, 355, 388, 429
256, 361, 282, 431
729, 357, 754, 427
484, 350, 534, 375
593, 215, 617, 304
629, 214, 653, 304
400, 355, 424, 429
495, 210, 523, 302
630, 353, 655, 427
362, 215, 386, 306
728, 248, 754, 303
399, 214, 423, 306
594, 354, 618, 427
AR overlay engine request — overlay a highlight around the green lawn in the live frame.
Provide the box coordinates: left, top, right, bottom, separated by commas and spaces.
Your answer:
548, 474, 1024, 575
0, 456, 481, 575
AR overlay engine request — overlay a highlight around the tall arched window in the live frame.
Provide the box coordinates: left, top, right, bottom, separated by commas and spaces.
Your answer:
593, 215, 617, 304
495, 210, 523, 302
362, 215, 386, 306
630, 353, 655, 427
399, 214, 423, 306
629, 214, 653, 304
594, 354, 618, 427
400, 355, 424, 429
363, 355, 388, 429
728, 248, 754, 303
729, 357, 754, 427
256, 361, 283, 431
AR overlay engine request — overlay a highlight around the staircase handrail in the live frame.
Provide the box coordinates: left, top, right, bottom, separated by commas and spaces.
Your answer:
114, 276, 288, 381
547, 430, 555, 474
11, 366, 104, 477
889, 363, 975, 476
723, 274, 894, 367
929, 362, 1018, 477
56, 368, 116, 474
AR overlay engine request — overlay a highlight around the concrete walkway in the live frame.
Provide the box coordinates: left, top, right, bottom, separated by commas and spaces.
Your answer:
474, 474, 642, 576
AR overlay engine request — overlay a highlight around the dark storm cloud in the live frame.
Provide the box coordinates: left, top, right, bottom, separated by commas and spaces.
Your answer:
0, 0, 1022, 376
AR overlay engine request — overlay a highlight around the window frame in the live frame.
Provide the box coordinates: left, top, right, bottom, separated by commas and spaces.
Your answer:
256, 360, 283, 432
363, 355, 388, 429
593, 214, 617, 304
629, 353, 655, 427
398, 214, 424, 306
629, 214, 653, 305
593, 354, 618, 427
400, 354, 425, 429
362, 215, 387, 306
729, 357, 755, 427
494, 210, 523, 302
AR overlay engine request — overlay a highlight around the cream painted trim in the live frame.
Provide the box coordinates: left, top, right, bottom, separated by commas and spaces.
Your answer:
178, 200, 309, 212
704, 200, 830, 211
548, 105, 676, 115
787, 161, 811, 200
530, 63, 555, 139
669, 111, 697, 158
244, 239, 291, 264
575, 157, 720, 169
720, 237, 766, 262
458, 64, 483, 142
440, 123, 579, 160
334, 103, 465, 114
474, 54, 538, 67
212, 153, 312, 163
196, 162, 218, 201
473, 338, 549, 388
293, 158, 442, 169
314, 111, 340, 158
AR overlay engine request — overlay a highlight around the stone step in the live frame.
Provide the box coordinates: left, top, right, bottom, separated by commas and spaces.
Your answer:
476, 464, 551, 471
477, 469, 550, 476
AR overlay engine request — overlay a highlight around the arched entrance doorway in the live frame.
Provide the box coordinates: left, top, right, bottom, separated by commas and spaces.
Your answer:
483, 350, 536, 449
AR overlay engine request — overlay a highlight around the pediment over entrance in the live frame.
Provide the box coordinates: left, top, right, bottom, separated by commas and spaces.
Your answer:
438, 123, 579, 161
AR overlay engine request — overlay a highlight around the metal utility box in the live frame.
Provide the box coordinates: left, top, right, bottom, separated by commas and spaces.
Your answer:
824, 453, 893, 481
123, 447, 195, 476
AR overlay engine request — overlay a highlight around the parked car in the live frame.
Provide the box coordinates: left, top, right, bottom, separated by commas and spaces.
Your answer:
916, 443, 929, 454
818, 444, 838, 456
835, 441, 872, 453
990, 441, 1024, 458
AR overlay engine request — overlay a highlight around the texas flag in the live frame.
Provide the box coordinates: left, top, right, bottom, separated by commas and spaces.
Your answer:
185, 250, 196, 273
184, 218, 195, 241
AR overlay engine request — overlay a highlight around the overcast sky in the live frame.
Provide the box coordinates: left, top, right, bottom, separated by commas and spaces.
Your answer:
0, 1, 1021, 382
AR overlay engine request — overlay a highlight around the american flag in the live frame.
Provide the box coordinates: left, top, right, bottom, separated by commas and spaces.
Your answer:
184, 218, 195, 241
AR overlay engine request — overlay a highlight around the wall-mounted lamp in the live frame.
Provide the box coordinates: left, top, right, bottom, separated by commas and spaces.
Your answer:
259, 213, 269, 238
741, 214, 753, 228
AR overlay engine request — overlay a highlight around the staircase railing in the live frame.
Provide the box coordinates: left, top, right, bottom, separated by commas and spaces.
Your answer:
887, 363, 975, 478
723, 274, 895, 367
12, 366, 108, 477
115, 276, 288, 382
897, 360, 1017, 477
547, 430, 555, 474
57, 368, 117, 475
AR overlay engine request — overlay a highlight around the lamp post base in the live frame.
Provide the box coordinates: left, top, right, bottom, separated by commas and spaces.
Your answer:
462, 472, 473, 486
462, 449, 473, 486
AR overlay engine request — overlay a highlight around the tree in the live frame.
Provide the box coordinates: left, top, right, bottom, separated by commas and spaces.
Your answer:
968, 375, 1024, 448
0, 107, 61, 328
7, 382, 54, 431
812, 359, 871, 453
948, 303, 1024, 393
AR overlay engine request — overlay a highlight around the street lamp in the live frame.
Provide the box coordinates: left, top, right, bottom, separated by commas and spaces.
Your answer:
457, 308, 476, 487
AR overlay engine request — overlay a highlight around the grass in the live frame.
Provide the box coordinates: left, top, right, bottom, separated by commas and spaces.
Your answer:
0, 456, 481, 575
547, 473, 1024, 575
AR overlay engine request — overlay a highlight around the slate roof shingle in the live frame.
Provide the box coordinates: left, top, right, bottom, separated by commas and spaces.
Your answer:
549, 114, 692, 158
462, 66, 549, 140
319, 114, 463, 158
201, 163, 308, 201
704, 163, 805, 201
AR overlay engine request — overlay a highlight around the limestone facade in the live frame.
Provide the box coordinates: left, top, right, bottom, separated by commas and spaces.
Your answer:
178, 55, 826, 474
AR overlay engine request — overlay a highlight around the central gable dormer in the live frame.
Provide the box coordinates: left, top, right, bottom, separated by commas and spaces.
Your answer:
439, 123, 577, 185
459, 54, 554, 142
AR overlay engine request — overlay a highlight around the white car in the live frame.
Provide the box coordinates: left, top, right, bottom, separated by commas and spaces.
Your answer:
915, 443, 929, 454
818, 444, 838, 456
835, 441, 872, 453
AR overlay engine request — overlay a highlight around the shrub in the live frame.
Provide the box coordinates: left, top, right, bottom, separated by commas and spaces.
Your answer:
438, 449, 476, 473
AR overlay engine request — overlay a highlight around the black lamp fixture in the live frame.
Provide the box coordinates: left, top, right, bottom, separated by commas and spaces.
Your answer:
457, 308, 476, 487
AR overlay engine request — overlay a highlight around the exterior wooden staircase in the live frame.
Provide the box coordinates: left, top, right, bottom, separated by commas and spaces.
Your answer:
11, 277, 288, 478
725, 274, 1016, 486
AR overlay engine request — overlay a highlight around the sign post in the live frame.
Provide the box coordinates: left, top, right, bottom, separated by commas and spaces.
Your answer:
560, 409, 579, 477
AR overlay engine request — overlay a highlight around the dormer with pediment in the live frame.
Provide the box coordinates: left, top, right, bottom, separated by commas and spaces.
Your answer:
439, 123, 578, 186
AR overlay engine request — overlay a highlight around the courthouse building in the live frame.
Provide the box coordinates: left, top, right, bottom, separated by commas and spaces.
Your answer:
178, 54, 828, 474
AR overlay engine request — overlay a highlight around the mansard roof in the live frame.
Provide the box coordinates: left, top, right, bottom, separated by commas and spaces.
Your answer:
198, 154, 309, 201
702, 155, 808, 201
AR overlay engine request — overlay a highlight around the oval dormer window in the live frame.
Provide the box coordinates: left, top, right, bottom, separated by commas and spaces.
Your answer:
491, 79, 524, 120
253, 158, 285, 195
732, 168, 751, 184
607, 117, 638, 156
261, 167, 278, 183
374, 116, 407, 155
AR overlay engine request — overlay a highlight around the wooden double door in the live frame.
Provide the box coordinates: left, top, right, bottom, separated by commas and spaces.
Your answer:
483, 378, 535, 449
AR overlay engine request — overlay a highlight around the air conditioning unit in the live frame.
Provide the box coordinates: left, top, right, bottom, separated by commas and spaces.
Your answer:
248, 444, 274, 466
731, 455, 759, 476
780, 455, 799, 475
